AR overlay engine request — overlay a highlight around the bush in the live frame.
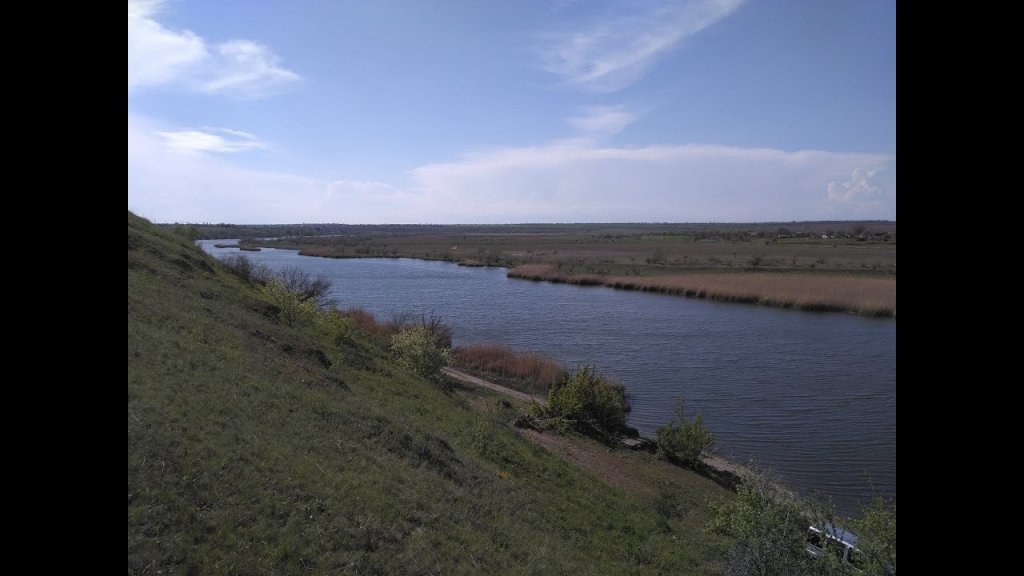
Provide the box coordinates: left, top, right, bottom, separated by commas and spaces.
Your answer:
260, 280, 319, 327
544, 365, 629, 439
318, 309, 354, 345
223, 257, 336, 326
277, 267, 336, 308
851, 496, 896, 575
390, 325, 452, 382
222, 254, 272, 284
711, 468, 826, 576
338, 307, 391, 341
388, 312, 452, 347
655, 399, 714, 467
712, 467, 895, 576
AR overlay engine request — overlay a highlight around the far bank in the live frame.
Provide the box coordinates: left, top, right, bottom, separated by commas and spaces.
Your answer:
243, 222, 896, 318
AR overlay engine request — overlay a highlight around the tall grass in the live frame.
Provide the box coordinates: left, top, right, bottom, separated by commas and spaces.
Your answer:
341, 306, 393, 338
508, 263, 605, 286
453, 344, 567, 396
509, 264, 896, 317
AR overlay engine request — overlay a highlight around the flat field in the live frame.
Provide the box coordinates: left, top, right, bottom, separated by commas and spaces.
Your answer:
252, 222, 896, 316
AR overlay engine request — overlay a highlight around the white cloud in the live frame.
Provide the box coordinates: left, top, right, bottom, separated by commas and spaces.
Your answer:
129, 114, 324, 223
541, 0, 744, 91
408, 141, 895, 222
127, 0, 299, 97
130, 115, 443, 224
195, 41, 300, 96
127, 0, 206, 92
827, 167, 884, 202
569, 105, 638, 137
156, 127, 266, 154
130, 111, 895, 223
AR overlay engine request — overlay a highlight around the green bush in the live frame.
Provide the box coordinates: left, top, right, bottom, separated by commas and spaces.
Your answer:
712, 468, 895, 576
655, 399, 714, 467
544, 365, 629, 439
851, 496, 896, 575
317, 309, 354, 345
260, 280, 319, 327
390, 325, 452, 382
711, 469, 825, 576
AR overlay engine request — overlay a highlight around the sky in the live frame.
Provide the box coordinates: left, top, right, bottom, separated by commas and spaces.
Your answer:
128, 0, 896, 224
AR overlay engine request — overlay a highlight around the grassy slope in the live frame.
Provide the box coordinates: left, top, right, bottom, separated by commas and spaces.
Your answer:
128, 212, 730, 575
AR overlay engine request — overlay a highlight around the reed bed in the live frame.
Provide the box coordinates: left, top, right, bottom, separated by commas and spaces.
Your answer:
453, 343, 568, 396
509, 264, 896, 317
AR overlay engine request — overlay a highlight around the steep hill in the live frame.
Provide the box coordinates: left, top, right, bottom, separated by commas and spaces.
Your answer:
128, 211, 730, 574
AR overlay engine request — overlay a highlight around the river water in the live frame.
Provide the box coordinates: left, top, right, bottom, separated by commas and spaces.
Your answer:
202, 242, 896, 515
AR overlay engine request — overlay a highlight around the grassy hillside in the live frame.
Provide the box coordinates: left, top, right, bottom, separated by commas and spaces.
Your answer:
128, 212, 731, 574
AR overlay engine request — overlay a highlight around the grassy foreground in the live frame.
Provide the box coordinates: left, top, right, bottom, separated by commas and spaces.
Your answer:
128, 212, 732, 574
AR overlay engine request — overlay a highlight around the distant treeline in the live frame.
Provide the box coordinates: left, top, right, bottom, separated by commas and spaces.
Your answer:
161, 221, 897, 241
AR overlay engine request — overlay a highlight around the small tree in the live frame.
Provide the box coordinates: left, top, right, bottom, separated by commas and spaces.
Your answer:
545, 365, 629, 439
277, 267, 336, 308
711, 468, 832, 576
390, 325, 452, 382
655, 399, 714, 467
851, 496, 896, 575
221, 254, 272, 284
261, 280, 318, 327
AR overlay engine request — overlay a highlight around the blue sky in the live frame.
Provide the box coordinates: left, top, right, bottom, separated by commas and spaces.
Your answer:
128, 0, 896, 224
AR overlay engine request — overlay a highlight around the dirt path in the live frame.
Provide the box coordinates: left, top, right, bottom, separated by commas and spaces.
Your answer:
442, 367, 545, 404
445, 365, 745, 492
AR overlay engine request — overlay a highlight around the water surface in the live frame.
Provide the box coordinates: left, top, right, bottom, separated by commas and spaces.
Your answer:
203, 242, 896, 515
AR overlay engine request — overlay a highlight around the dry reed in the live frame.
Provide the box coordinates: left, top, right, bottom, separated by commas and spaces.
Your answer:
453, 343, 567, 395
509, 264, 896, 317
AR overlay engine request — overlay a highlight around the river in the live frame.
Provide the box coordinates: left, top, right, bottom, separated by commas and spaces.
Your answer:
202, 242, 896, 516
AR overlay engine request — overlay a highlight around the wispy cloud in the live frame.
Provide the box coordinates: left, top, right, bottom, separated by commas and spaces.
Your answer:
569, 105, 639, 137
194, 41, 300, 96
409, 141, 895, 222
131, 107, 894, 224
127, 0, 299, 98
156, 127, 266, 154
541, 0, 744, 91
129, 114, 323, 223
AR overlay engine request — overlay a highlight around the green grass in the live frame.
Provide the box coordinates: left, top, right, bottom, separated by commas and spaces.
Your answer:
128, 211, 732, 574
251, 222, 896, 276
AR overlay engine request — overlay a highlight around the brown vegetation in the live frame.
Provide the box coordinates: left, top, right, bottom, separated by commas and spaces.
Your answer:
341, 306, 392, 337
510, 264, 896, 317
453, 344, 567, 396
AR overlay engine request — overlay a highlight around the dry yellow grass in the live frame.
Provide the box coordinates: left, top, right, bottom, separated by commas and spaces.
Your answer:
509, 264, 896, 317
453, 343, 567, 395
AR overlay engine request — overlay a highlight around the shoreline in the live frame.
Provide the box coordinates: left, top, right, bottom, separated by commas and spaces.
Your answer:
507, 264, 896, 319
288, 247, 897, 319
443, 366, 745, 491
